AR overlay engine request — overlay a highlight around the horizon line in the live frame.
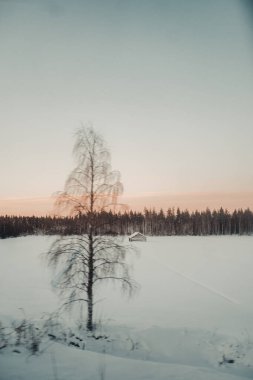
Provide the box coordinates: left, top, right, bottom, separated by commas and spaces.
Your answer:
0, 191, 253, 217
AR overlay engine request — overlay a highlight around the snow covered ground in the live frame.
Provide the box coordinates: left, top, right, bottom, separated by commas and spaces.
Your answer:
1, 235, 253, 380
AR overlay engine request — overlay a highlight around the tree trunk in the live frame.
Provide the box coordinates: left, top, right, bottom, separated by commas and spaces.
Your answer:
87, 288, 93, 331
87, 229, 94, 331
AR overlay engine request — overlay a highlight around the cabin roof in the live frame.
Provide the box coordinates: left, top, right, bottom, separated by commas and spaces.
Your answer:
129, 232, 146, 238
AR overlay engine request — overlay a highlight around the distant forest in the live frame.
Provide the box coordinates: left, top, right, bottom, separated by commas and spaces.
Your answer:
1, 208, 253, 238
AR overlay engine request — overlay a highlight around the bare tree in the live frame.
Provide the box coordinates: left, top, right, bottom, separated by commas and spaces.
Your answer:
47, 126, 136, 331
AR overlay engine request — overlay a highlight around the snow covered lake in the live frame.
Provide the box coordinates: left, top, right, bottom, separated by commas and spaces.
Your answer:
1, 235, 253, 380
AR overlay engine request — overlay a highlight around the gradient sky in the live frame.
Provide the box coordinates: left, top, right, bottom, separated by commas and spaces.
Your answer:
0, 0, 253, 215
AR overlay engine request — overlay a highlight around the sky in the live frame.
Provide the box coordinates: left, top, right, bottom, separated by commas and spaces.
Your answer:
0, 0, 253, 215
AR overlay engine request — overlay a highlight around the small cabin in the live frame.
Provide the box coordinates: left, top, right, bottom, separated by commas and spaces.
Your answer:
129, 232, 147, 242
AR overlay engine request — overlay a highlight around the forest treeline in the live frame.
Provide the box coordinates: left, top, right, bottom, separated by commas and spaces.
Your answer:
1, 207, 253, 238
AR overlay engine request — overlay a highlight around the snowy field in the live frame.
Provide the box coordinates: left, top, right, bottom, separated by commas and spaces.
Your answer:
1, 235, 253, 380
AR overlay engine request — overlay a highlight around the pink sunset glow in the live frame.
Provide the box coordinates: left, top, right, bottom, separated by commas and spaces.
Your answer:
1, 192, 252, 217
